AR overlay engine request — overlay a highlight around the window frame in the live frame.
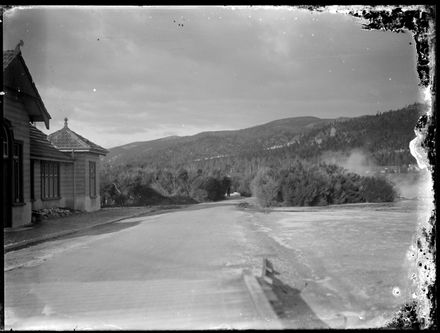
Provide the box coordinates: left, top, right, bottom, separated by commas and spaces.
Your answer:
30, 159, 35, 201
12, 141, 24, 204
89, 161, 97, 198
41, 160, 60, 200
2, 127, 9, 158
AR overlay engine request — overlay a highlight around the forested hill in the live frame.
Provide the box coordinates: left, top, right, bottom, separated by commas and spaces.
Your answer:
273, 102, 427, 166
104, 103, 426, 169
101, 103, 426, 206
105, 116, 336, 167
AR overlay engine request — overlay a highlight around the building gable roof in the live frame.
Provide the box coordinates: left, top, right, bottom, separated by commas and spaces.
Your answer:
48, 119, 108, 155
3, 42, 51, 129
30, 124, 73, 162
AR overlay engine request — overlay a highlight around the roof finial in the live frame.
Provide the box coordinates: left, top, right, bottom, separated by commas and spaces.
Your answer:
64, 117, 68, 128
14, 40, 24, 55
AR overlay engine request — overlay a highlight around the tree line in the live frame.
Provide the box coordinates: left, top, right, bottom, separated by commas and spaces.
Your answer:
100, 104, 425, 207
100, 154, 396, 207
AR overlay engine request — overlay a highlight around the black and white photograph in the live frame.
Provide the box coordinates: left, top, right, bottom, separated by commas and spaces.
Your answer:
2, 5, 436, 330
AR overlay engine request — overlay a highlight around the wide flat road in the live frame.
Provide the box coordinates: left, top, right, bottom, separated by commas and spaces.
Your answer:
4, 200, 280, 330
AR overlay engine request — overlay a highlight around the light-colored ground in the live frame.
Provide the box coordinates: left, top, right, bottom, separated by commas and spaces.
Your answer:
5, 200, 280, 330
239, 199, 423, 328
5, 197, 423, 329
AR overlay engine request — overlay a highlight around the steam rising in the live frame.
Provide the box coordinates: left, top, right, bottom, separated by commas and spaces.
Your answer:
320, 149, 422, 199
319, 149, 375, 175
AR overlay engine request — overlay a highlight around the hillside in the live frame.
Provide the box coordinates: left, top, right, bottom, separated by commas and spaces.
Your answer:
101, 103, 426, 206
268, 103, 427, 167
105, 103, 426, 170
104, 116, 335, 167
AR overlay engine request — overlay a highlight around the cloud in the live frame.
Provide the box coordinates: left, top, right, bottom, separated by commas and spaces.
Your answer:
37, 116, 229, 149
5, 6, 422, 147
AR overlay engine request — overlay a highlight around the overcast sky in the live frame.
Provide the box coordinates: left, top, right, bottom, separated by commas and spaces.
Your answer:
4, 6, 423, 148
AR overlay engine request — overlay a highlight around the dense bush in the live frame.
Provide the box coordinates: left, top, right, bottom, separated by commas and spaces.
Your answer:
251, 160, 396, 207
361, 176, 397, 202
101, 159, 397, 207
128, 183, 168, 205
231, 173, 252, 197
280, 163, 333, 206
203, 177, 227, 201
101, 164, 232, 206
251, 167, 281, 207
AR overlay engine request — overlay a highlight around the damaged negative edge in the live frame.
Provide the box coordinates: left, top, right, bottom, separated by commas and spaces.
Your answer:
351, 5, 436, 329
360, 7, 436, 330
304, 5, 436, 329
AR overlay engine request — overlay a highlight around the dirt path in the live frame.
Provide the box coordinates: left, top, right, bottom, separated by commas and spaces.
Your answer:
4, 200, 279, 330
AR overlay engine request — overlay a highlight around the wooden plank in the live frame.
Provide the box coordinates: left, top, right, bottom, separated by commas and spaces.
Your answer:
242, 272, 283, 329
261, 258, 275, 285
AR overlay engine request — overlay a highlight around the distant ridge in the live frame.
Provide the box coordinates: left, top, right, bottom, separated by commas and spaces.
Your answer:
104, 115, 333, 166
103, 103, 426, 169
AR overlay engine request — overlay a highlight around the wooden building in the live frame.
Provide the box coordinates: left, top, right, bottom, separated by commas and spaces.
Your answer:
48, 118, 108, 212
2, 43, 108, 228
30, 124, 75, 212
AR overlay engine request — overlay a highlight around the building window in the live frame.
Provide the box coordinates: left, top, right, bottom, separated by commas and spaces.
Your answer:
89, 161, 96, 198
30, 160, 35, 201
13, 142, 23, 203
2, 127, 8, 158
41, 161, 60, 199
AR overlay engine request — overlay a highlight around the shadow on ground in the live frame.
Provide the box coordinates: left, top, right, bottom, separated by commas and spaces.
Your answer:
259, 264, 329, 329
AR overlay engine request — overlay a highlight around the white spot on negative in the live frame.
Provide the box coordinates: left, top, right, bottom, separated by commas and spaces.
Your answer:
42, 304, 56, 316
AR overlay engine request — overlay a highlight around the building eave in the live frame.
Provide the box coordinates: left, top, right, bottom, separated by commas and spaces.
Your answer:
3, 51, 51, 129
17, 55, 51, 129
57, 148, 108, 155
30, 155, 74, 163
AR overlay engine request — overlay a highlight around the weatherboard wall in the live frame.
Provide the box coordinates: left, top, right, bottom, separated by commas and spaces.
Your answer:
72, 152, 101, 212
31, 160, 74, 210
4, 93, 32, 227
